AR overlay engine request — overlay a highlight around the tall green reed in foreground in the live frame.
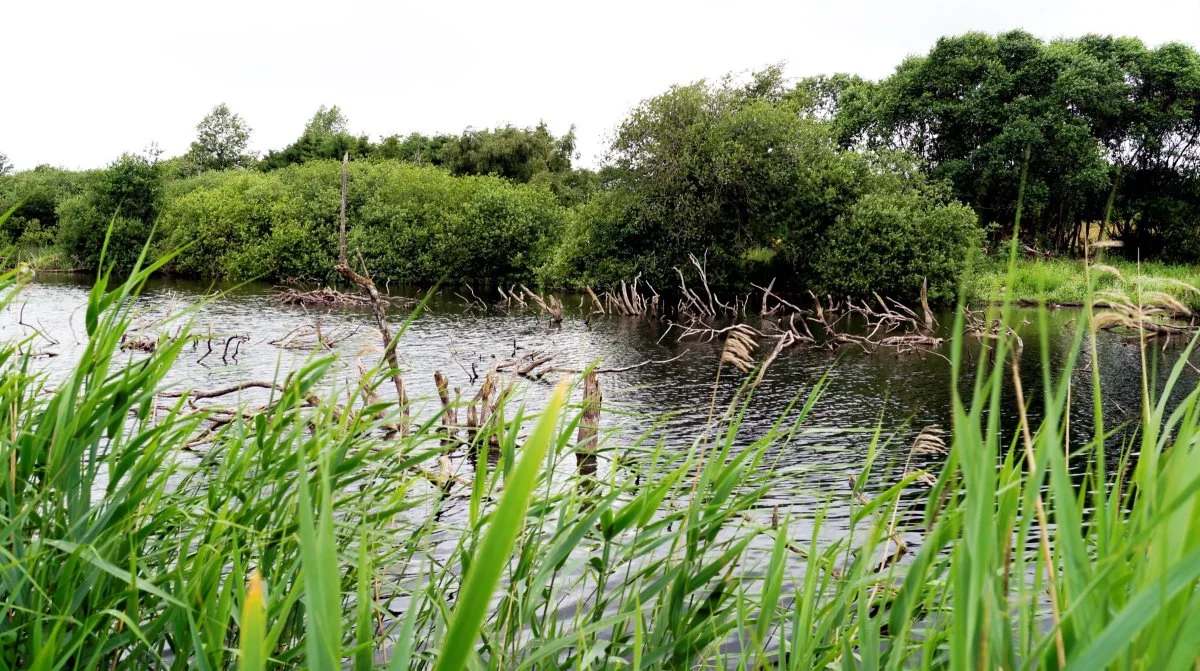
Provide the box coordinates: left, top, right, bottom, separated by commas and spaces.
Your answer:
3, 233, 1200, 668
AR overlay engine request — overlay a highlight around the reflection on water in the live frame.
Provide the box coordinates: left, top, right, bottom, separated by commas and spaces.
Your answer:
5, 274, 1197, 548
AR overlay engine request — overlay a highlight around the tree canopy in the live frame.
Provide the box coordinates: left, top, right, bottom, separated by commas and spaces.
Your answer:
819, 31, 1200, 259
184, 103, 253, 174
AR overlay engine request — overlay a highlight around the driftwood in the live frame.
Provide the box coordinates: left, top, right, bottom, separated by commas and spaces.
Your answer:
279, 287, 375, 308
495, 350, 556, 379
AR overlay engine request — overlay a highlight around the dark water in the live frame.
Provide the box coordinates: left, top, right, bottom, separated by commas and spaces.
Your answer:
5, 274, 1197, 548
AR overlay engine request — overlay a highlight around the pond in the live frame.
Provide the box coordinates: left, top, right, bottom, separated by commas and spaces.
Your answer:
4, 274, 1196, 546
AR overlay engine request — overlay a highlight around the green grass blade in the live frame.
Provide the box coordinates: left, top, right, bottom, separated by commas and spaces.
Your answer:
432, 383, 567, 671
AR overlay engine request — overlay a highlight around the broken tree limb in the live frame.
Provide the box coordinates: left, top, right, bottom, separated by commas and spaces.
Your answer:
162, 380, 285, 399
520, 285, 563, 324
545, 352, 688, 375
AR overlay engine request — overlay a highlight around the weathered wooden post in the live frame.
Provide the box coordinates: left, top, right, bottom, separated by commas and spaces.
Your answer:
576, 371, 601, 475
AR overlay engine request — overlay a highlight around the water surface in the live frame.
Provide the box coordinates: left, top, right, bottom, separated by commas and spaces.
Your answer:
6, 275, 1196, 547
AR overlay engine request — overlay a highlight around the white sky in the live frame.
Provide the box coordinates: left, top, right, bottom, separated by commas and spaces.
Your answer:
4, 0, 1199, 171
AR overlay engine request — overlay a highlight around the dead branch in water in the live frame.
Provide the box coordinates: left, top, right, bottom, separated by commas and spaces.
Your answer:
121, 334, 158, 353
545, 352, 688, 375
520, 285, 563, 324
963, 307, 1025, 353
270, 320, 358, 350
221, 335, 249, 363
809, 290, 944, 353
753, 279, 804, 317
18, 302, 59, 347
604, 274, 660, 317
434, 370, 458, 445
498, 285, 527, 309
162, 379, 285, 399
334, 152, 410, 435
585, 286, 606, 315
279, 286, 378, 308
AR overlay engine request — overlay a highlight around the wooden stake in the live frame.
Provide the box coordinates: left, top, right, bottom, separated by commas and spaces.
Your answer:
576, 372, 601, 475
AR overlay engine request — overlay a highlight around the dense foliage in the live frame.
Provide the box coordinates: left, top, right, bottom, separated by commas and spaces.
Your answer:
7, 30, 1198, 300
819, 31, 1200, 260
543, 69, 982, 295
57, 154, 162, 272
159, 162, 566, 286
0, 165, 91, 249
816, 187, 982, 302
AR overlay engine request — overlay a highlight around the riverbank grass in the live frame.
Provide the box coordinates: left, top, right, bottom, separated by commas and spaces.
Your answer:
970, 257, 1200, 310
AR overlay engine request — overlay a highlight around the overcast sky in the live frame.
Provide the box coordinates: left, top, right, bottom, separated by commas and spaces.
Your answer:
4, 0, 1198, 171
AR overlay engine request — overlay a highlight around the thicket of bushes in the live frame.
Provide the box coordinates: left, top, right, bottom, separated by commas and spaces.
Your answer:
8, 29, 1196, 301
159, 162, 565, 286
1, 80, 982, 300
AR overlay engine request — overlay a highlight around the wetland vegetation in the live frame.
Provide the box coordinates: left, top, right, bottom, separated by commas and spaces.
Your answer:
2, 28, 1200, 670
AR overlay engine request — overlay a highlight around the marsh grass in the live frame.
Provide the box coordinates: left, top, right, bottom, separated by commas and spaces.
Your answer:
3, 210, 1200, 669
971, 257, 1200, 311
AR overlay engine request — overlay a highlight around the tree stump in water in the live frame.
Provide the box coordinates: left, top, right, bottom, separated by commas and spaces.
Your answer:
576, 371, 601, 476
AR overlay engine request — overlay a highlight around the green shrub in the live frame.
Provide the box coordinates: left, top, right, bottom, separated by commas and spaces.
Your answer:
538, 190, 638, 288
56, 155, 161, 272
351, 162, 565, 286
815, 190, 982, 302
0, 166, 93, 245
158, 161, 565, 285
58, 192, 152, 272
159, 171, 292, 278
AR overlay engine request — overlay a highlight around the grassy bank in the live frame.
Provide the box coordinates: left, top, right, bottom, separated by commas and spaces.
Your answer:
969, 257, 1200, 311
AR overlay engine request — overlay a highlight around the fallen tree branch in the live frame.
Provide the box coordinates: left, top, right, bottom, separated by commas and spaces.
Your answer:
544, 352, 688, 375
162, 380, 285, 399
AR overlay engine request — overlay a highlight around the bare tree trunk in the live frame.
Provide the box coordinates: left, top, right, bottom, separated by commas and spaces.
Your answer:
920, 279, 934, 335
434, 371, 456, 445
